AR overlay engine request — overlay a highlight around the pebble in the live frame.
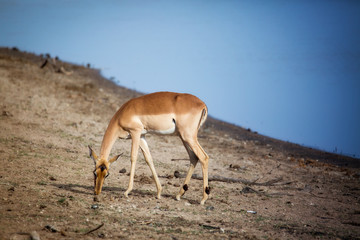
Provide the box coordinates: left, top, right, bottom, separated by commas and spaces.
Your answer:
247, 210, 257, 214
30, 231, 40, 240
49, 176, 57, 181
119, 168, 126, 174
2, 110, 12, 117
91, 204, 99, 209
98, 233, 105, 238
206, 206, 215, 211
39, 204, 47, 209
44, 225, 58, 233
175, 227, 183, 233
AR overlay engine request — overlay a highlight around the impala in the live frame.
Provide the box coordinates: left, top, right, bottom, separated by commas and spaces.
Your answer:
88, 91, 210, 204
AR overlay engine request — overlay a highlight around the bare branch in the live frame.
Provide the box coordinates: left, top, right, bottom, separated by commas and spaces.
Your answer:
174, 171, 284, 186
84, 223, 104, 235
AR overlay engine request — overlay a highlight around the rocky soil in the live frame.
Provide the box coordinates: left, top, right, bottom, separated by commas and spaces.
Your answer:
0, 47, 359, 239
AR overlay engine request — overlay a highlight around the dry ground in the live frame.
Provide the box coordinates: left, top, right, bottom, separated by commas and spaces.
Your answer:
0, 48, 359, 239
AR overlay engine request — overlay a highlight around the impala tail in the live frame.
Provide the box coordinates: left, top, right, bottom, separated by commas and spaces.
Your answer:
198, 106, 208, 130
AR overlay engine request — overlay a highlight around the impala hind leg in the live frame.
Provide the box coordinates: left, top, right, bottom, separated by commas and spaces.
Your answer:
197, 143, 210, 205
176, 141, 199, 201
124, 131, 141, 198
190, 141, 209, 205
177, 138, 209, 205
139, 136, 162, 199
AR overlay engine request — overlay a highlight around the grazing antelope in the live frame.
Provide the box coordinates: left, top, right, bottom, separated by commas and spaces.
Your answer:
88, 91, 210, 204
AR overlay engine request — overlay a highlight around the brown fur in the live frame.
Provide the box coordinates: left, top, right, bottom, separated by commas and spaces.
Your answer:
90, 92, 210, 204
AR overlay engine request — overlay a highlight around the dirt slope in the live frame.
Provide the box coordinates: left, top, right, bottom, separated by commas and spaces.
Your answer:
0, 48, 359, 239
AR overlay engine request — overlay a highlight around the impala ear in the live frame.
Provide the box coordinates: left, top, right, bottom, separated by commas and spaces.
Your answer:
88, 145, 98, 165
109, 153, 123, 164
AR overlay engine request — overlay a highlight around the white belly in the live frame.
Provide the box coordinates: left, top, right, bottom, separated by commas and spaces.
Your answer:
152, 125, 176, 135
140, 114, 176, 135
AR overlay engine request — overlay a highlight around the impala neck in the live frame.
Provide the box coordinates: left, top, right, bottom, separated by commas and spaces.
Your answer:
99, 121, 119, 161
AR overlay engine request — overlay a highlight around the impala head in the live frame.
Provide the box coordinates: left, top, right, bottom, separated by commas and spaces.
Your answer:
88, 146, 122, 195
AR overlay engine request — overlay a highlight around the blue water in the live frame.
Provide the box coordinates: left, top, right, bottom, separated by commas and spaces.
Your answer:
1, 0, 359, 158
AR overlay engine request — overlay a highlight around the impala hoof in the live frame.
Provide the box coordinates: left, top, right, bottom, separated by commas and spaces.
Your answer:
200, 195, 208, 205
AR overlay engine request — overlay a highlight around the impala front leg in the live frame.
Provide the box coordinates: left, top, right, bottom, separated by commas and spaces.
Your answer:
124, 131, 141, 198
139, 136, 162, 199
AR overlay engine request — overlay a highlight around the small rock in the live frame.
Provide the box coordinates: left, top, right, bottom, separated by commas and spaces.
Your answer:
241, 186, 257, 194
60, 230, 67, 236
2, 110, 12, 117
229, 164, 246, 171
206, 206, 215, 211
44, 225, 58, 233
91, 204, 99, 209
119, 168, 126, 174
39, 204, 47, 209
185, 202, 191, 206
30, 231, 41, 240
98, 233, 105, 238
220, 228, 225, 234
174, 171, 181, 178
49, 176, 56, 181
8, 186, 15, 192
173, 183, 180, 187
247, 210, 257, 214
229, 164, 241, 169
